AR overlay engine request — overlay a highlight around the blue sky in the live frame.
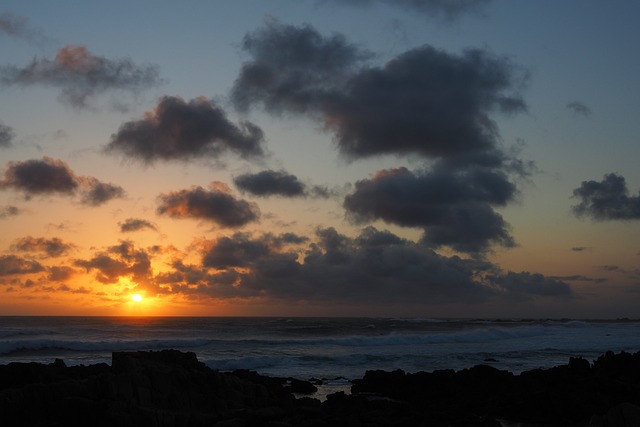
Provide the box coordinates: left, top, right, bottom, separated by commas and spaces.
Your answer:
1, 0, 640, 317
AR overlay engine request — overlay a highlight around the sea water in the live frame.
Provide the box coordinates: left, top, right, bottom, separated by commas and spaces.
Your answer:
1, 317, 639, 383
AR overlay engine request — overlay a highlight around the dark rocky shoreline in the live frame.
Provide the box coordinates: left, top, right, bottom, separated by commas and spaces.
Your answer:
1, 350, 640, 426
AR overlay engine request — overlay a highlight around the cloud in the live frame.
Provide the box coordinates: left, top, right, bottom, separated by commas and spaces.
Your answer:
234, 170, 307, 197
202, 233, 271, 268
598, 265, 622, 272
119, 218, 157, 233
232, 22, 526, 166
157, 182, 260, 227
0, 45, 161, 109
105, 96, 264, 164
77, 177, 125, 206
56, 284, 91, 294
325, 47, 526, 165
593, 265, 640, 282
570, 246, 591, 252
164, 226, 572, 304
567, 101, 591, 117
319, 0, 492, 21
74, 241, 151, 284
231, 22, 529, 254
58, 228, 571, 306
572, 173, 640, 220
0, 255, 44, 276
232, 21, 370, 115
0, 121, 14, 148
105, 96, 265, 164
486, 271, 574, 298
47, 266, 78, 282
234, 170, 337, 199
0, 157, 125, 205
0, 205, 20, 219
0, 156, 78, 195
549, 274, 607, 284
11, 236, 76, 257
344, 166, 516, 255
0, 12, 48, 45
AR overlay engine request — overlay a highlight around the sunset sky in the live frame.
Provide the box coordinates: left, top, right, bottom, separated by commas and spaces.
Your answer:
1, 0, 640, 317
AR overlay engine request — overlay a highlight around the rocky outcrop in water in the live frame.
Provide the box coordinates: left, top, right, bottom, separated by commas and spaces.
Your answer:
1, 350, 640, 426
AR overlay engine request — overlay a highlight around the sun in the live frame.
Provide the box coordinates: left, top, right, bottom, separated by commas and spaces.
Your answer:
131, 294, 143, 302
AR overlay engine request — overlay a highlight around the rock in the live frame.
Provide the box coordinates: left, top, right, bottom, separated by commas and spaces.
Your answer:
284, 378, 318, 394
0, 350, 291, 427
1, 350, 640, 426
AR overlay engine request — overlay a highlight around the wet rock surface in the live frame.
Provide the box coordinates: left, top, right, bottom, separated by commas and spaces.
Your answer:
0, 350, 639, 426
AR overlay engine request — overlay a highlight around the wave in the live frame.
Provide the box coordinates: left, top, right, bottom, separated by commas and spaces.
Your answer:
2, 322, 625, 357
219, 324, 556, 348
0, 328, 59, 339
0, 338, 211, 356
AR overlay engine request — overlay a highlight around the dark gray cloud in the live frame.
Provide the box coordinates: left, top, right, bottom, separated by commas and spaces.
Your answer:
56, 284, 91, 294
593, 265, 640, 282
106, 96, 265, 163
0, 122, 14, 148
344, 166, 516, 255
572, 173, 640, 220
232, 21, 370, 114
1, 45, 161, 109
119, 218, 157, 233
276, 232, 310, 245
11, 236, 75, 257
202, 233, 271, 269
486, 271, 574, 299
0, 157, 78, 196
0, 255, 44, 276
78, 177, 125, 206
571, 246, 591, 252
232, 22, 526, 166
161, 226, 572, 304
156, 260, 207, 288
0, 12, 48, 44
234, 170, 306, 197
74, 241, 151, 284
0, 157, 125, 205
157, 182, 260, 228
234, 170, 336, 199
232, 22, 528, 254
0, 205, 20, 219
74, 255, 127, 284
320, 0, 492, 21
63, 228, 571, 305
323, 46, 526, 164
549, 274, 607, 284
47, 266, 78, 282
567, 101, 591, 117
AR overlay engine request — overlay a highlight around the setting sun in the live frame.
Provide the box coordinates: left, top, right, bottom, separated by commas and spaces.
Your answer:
131, 294, 143, 303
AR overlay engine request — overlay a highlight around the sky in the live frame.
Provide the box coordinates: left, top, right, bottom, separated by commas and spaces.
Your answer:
1, 0, 640, 317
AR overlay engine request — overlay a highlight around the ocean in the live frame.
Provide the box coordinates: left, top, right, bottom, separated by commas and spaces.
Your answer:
1, 317, 639, 397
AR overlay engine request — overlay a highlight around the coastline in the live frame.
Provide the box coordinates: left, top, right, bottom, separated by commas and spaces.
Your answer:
1, 349, 639, 426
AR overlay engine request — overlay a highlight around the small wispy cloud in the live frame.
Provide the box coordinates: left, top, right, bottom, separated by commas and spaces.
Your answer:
566, 101, 592, 117
0, 12, 49, 45
0, 45, 162, 109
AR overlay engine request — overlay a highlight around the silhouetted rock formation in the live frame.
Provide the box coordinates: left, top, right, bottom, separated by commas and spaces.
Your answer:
351, 352, 640, 426
1, 349, 640, 426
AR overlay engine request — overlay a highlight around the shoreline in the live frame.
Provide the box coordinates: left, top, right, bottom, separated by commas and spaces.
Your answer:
1, 349, 640, 426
